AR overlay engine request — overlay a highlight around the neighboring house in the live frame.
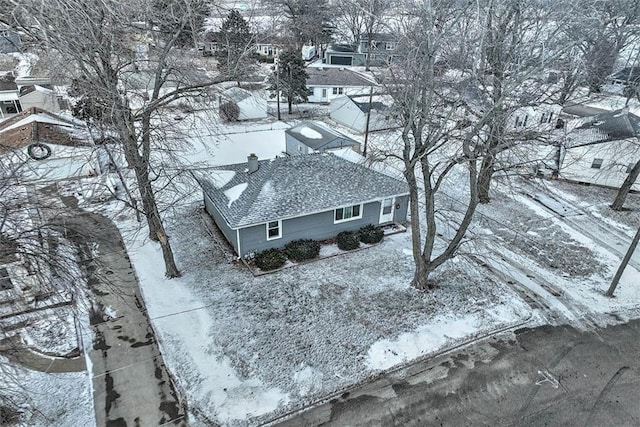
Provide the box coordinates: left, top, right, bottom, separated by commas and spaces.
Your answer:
197, 152, 409, 257
509, 104, 563, 132
330, 94, 396, 133
603, 67, 640, 95
0, 73, 22, 119
0, 23, 21, 54
19, 85, 61, 113
285, 121, 360, 155
254, 37, 287, 61
306, 67, 374, 103
0, 107, 100, 181
560, 108, 640, 190
324, 33, 399, 67
220, 87, 267, 120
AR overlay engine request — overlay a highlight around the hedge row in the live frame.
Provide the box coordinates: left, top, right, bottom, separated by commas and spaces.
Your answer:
254, 225, 384, 271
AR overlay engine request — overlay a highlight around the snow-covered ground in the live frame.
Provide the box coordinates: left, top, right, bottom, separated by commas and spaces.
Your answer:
99, 113, 640, 426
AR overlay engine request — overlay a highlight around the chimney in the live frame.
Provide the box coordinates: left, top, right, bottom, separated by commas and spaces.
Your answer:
248, 153, 258, 173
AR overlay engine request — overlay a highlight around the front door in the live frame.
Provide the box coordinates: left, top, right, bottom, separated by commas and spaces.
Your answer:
379, 197, 394, 224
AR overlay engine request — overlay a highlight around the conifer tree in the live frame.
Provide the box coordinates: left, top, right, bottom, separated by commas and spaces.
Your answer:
267, 49, 308, 114
214, 10, 256, 85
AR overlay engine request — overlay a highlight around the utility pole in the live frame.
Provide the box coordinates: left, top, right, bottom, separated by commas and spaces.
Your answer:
276, 61, 281, 121
363, 85, 374, 158
606, 223, 640, 297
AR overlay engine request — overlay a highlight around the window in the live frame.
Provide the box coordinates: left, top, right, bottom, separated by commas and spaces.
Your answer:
540, 112, 553, 124
334, 204, 362, 223
322, 88, 327, 98
332, 87, 344, 95
385, 41, 397, 51
591, 158, 604, 169
515, 115, 528, 127
0, 267, 12, 290
266, 220, 282, 240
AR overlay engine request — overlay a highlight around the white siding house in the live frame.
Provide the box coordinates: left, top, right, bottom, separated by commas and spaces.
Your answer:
559, 109, 640, 191
330, 94, 396, 133
306, 67, 374, 103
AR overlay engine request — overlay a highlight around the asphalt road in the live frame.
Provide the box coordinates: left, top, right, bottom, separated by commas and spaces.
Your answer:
278, 319, 640, 427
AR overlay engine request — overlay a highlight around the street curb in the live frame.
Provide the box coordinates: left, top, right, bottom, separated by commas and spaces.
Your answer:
260, 312, 534, 426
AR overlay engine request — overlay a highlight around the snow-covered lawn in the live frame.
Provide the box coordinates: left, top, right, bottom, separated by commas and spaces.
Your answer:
125, 202, 531, 426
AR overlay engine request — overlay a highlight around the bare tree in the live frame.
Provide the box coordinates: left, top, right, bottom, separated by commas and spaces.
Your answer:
336, 0, 391, 70
270, 0, 333, 49
14, 0, 220, 278
380, 2, 482, 289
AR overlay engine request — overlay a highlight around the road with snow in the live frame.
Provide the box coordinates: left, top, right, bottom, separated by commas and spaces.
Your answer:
277, 319, 640, 426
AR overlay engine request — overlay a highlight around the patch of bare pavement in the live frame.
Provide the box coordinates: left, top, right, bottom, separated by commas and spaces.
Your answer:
40, 186, 186, 426
275, 319, 640, 426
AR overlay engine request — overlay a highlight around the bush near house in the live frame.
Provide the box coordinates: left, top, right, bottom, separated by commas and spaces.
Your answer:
284, 239, 321, 261
359, 224, 384, 244
220, 100, 240, 121
254, 248, 287, 271
336, 230, 361, 251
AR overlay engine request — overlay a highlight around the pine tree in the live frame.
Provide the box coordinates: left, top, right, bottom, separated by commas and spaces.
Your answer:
267, 49, 308, 114
214, 10, 255, 85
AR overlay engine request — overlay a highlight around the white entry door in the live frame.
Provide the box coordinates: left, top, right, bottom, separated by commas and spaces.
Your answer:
379, 197, 394, 223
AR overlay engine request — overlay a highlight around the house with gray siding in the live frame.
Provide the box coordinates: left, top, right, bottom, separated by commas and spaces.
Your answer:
0, 24, 21, 54
197, 152, 409, 258
285, 121, 359, 155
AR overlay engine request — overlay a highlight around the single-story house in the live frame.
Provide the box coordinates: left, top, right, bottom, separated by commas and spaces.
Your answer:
0, 24, 21, 54
559, 108, 640, 191
510, 103, 563, 132
285, 121, 359, 155
0, 107, 100, 181
330, 94, 396, 133
220, 87, 267, 120
306, 67, 375, 103
603, 67, 640, 95
197, 152, 409, 257
0, 73, 22, 119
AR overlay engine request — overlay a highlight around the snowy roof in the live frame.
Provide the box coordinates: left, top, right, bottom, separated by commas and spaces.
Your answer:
569, 108, 640, 147
198, 152, 408, 228
306, 67, 374, 87
347, 94, 393, 113
286, 121, 358, 150
0, 107, 92, 152
223, 87, 253, 102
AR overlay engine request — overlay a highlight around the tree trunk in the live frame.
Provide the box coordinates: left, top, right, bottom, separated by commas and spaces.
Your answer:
411, 257, 434, 290
477, 154, 495, 204
611, 159, 640, 211
287, 96, 293, 114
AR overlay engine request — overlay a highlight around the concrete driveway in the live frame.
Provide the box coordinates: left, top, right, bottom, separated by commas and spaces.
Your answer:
38, 186, 186, 426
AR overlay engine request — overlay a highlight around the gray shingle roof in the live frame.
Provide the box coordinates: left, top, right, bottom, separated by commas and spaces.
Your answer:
198, 152, 409, 228
306, 67, 374, 87
285, 121, 358, 150
574, 108, 640, 141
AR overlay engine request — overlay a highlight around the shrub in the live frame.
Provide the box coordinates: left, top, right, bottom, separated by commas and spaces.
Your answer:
285, 239, 321, 261
359, 224, 384, 244
336, 230, 360, 251
254, 248, 286, 271
220, 100, 240, 121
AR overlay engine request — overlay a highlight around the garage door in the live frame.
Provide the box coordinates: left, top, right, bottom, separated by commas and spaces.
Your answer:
330, 55, 353, 66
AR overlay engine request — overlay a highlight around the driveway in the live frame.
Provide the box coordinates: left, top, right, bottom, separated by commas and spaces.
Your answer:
37, 186, 186, 426
276, 319, 640, 426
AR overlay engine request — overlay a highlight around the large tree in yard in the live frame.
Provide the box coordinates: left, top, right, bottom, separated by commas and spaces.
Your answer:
214, 10, 256, 85
381, 2, 483, 289
267, 49, 308, 114
13, 0, 219, 278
